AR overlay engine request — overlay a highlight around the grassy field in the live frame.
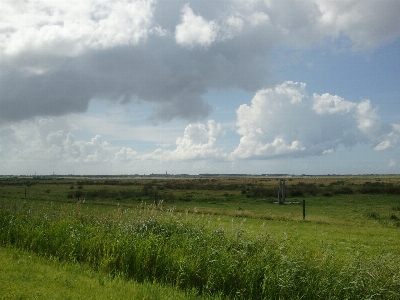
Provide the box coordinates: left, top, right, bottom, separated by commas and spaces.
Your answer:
1, 175, 400, 299
0, 246, 209, 300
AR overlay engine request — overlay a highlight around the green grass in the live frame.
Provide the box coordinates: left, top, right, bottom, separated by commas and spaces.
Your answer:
1, 176, 400, 299
0, 246, 208, 300
1, 201, 399, 299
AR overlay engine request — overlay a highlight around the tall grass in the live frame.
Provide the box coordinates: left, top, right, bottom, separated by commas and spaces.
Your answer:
1, 201, 399, 299
0, 247, 209, 300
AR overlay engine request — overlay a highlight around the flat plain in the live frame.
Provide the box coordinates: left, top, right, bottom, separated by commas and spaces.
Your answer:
1, 175, 399, 299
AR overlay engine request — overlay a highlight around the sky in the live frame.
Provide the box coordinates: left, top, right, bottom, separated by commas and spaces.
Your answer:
1, 0, 400, 176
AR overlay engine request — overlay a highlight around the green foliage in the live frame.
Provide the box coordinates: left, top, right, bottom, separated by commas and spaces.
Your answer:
2, 176, 400, 299
365, 210, 380, 220
291, 182, 318, 196
322, 191, 333, 197
332, 185, 352, 194
0, 247, 205, 300
0, 202, 399, 300
359, 181, 400, 194
242, 185, 276, 198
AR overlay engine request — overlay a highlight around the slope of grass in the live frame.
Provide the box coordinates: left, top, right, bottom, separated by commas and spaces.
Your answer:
1, 201, 399, 300
0, 246, 209, 300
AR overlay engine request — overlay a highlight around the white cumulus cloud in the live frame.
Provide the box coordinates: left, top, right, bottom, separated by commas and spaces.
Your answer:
144, 120, 225, 161
114, 147, 138, 162
1, 79, 400, 175
0, 118, 119, 172
230, 81, 400, 160
0, 0, 156, 57
2, 0, 399, 123
316, 0, 400, 49
175, 4, 219, 48
313, 93, 356, 115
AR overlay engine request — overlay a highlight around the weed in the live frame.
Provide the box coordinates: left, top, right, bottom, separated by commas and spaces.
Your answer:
366, 210, 380, 220
392, 206, 400, 211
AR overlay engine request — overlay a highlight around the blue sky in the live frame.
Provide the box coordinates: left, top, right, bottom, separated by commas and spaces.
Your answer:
1, 0, 400, 175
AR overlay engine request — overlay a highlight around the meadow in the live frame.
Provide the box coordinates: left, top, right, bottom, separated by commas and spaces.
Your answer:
1, 175, 400, 299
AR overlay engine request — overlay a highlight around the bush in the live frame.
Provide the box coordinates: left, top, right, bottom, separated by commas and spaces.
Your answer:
289, 189, 304, 197
334, 186, 353, 195
291, 182, 319, 196
358, 182, 400, 194
245, 186, 276, 198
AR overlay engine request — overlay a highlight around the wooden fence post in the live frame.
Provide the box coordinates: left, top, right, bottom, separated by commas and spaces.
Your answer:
278, 179, 286, 204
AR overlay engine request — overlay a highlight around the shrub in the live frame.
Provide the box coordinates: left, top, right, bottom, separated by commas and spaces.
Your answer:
245, 186, 276, 198
289, 189, 304, 197
334, 186, 353, 195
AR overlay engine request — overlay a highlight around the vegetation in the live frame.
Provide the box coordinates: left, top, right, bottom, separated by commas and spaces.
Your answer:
1, 175, 400, 299
0, 246, 205, 300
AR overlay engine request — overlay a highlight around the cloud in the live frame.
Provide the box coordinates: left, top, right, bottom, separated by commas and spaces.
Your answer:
175, 4, 219, 48
1, 79, 400, 175
316, 0, 400, 49
114, 147, 138, 162
388, 159, 397, 168
0, 116, 225, 174
144, 120, 225, 161
230, 81, 400, 160
0, 117, 120, 168
312, 93, 356, 115
373, 124, 400, 151
2, 0, 399, 123
0, 0, 155, 57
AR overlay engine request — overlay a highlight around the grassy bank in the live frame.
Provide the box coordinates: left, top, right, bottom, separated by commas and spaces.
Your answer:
1, 200, 399, 299
0, 246, 207, 300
